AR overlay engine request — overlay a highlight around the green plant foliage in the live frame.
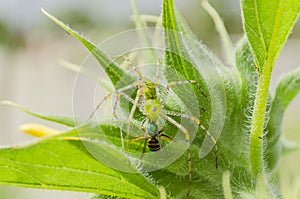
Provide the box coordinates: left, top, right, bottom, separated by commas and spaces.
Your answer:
242, 0, 300, 72
0, 124, 159, 199
201, 0, 235, 66
1, 101, 77, 127
1, 0, 300, 199
41, 8, 134, 88
242, 0, 300, 179
266, 67, 300, 169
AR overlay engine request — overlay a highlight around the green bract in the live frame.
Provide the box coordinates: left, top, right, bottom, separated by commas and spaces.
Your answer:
1, 0, 300, 198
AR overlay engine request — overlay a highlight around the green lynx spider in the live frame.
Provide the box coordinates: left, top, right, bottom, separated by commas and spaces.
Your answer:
88, 55, 218, 197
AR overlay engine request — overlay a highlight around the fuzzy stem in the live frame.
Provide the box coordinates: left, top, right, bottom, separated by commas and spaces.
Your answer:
159, 187, 167, 199
222, 171, 233, 199
249, 62, 272, 175
250, 69, 270, 174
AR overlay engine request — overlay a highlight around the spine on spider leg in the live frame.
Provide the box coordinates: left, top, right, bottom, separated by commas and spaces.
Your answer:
198, 122, 219, 168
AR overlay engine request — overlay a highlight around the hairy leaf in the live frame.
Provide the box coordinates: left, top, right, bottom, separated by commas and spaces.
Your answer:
242, 0, 300, 177
242, 0, 300, 71
1, 101, 77, 127
0, 125, 159, 199
266, 67, 300, 170
42, 8, 134, 88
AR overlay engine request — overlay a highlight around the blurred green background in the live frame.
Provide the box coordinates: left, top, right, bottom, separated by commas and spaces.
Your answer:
0, 0, 299, 198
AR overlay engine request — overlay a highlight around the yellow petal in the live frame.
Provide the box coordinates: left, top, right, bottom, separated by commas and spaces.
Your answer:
19, 123, 60, 137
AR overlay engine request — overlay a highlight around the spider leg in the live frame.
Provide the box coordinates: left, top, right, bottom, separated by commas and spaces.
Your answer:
159, 133, 172, 141
113, 92, 144, 149
140, 139, 148, 159
155, 59, 161, 99
87, 81, 142, 121
121, 56, 148, 146
129, 134, 150, 159
162, 114, 192, 198
161, 79, 203, 107
165, 110, 218, 168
